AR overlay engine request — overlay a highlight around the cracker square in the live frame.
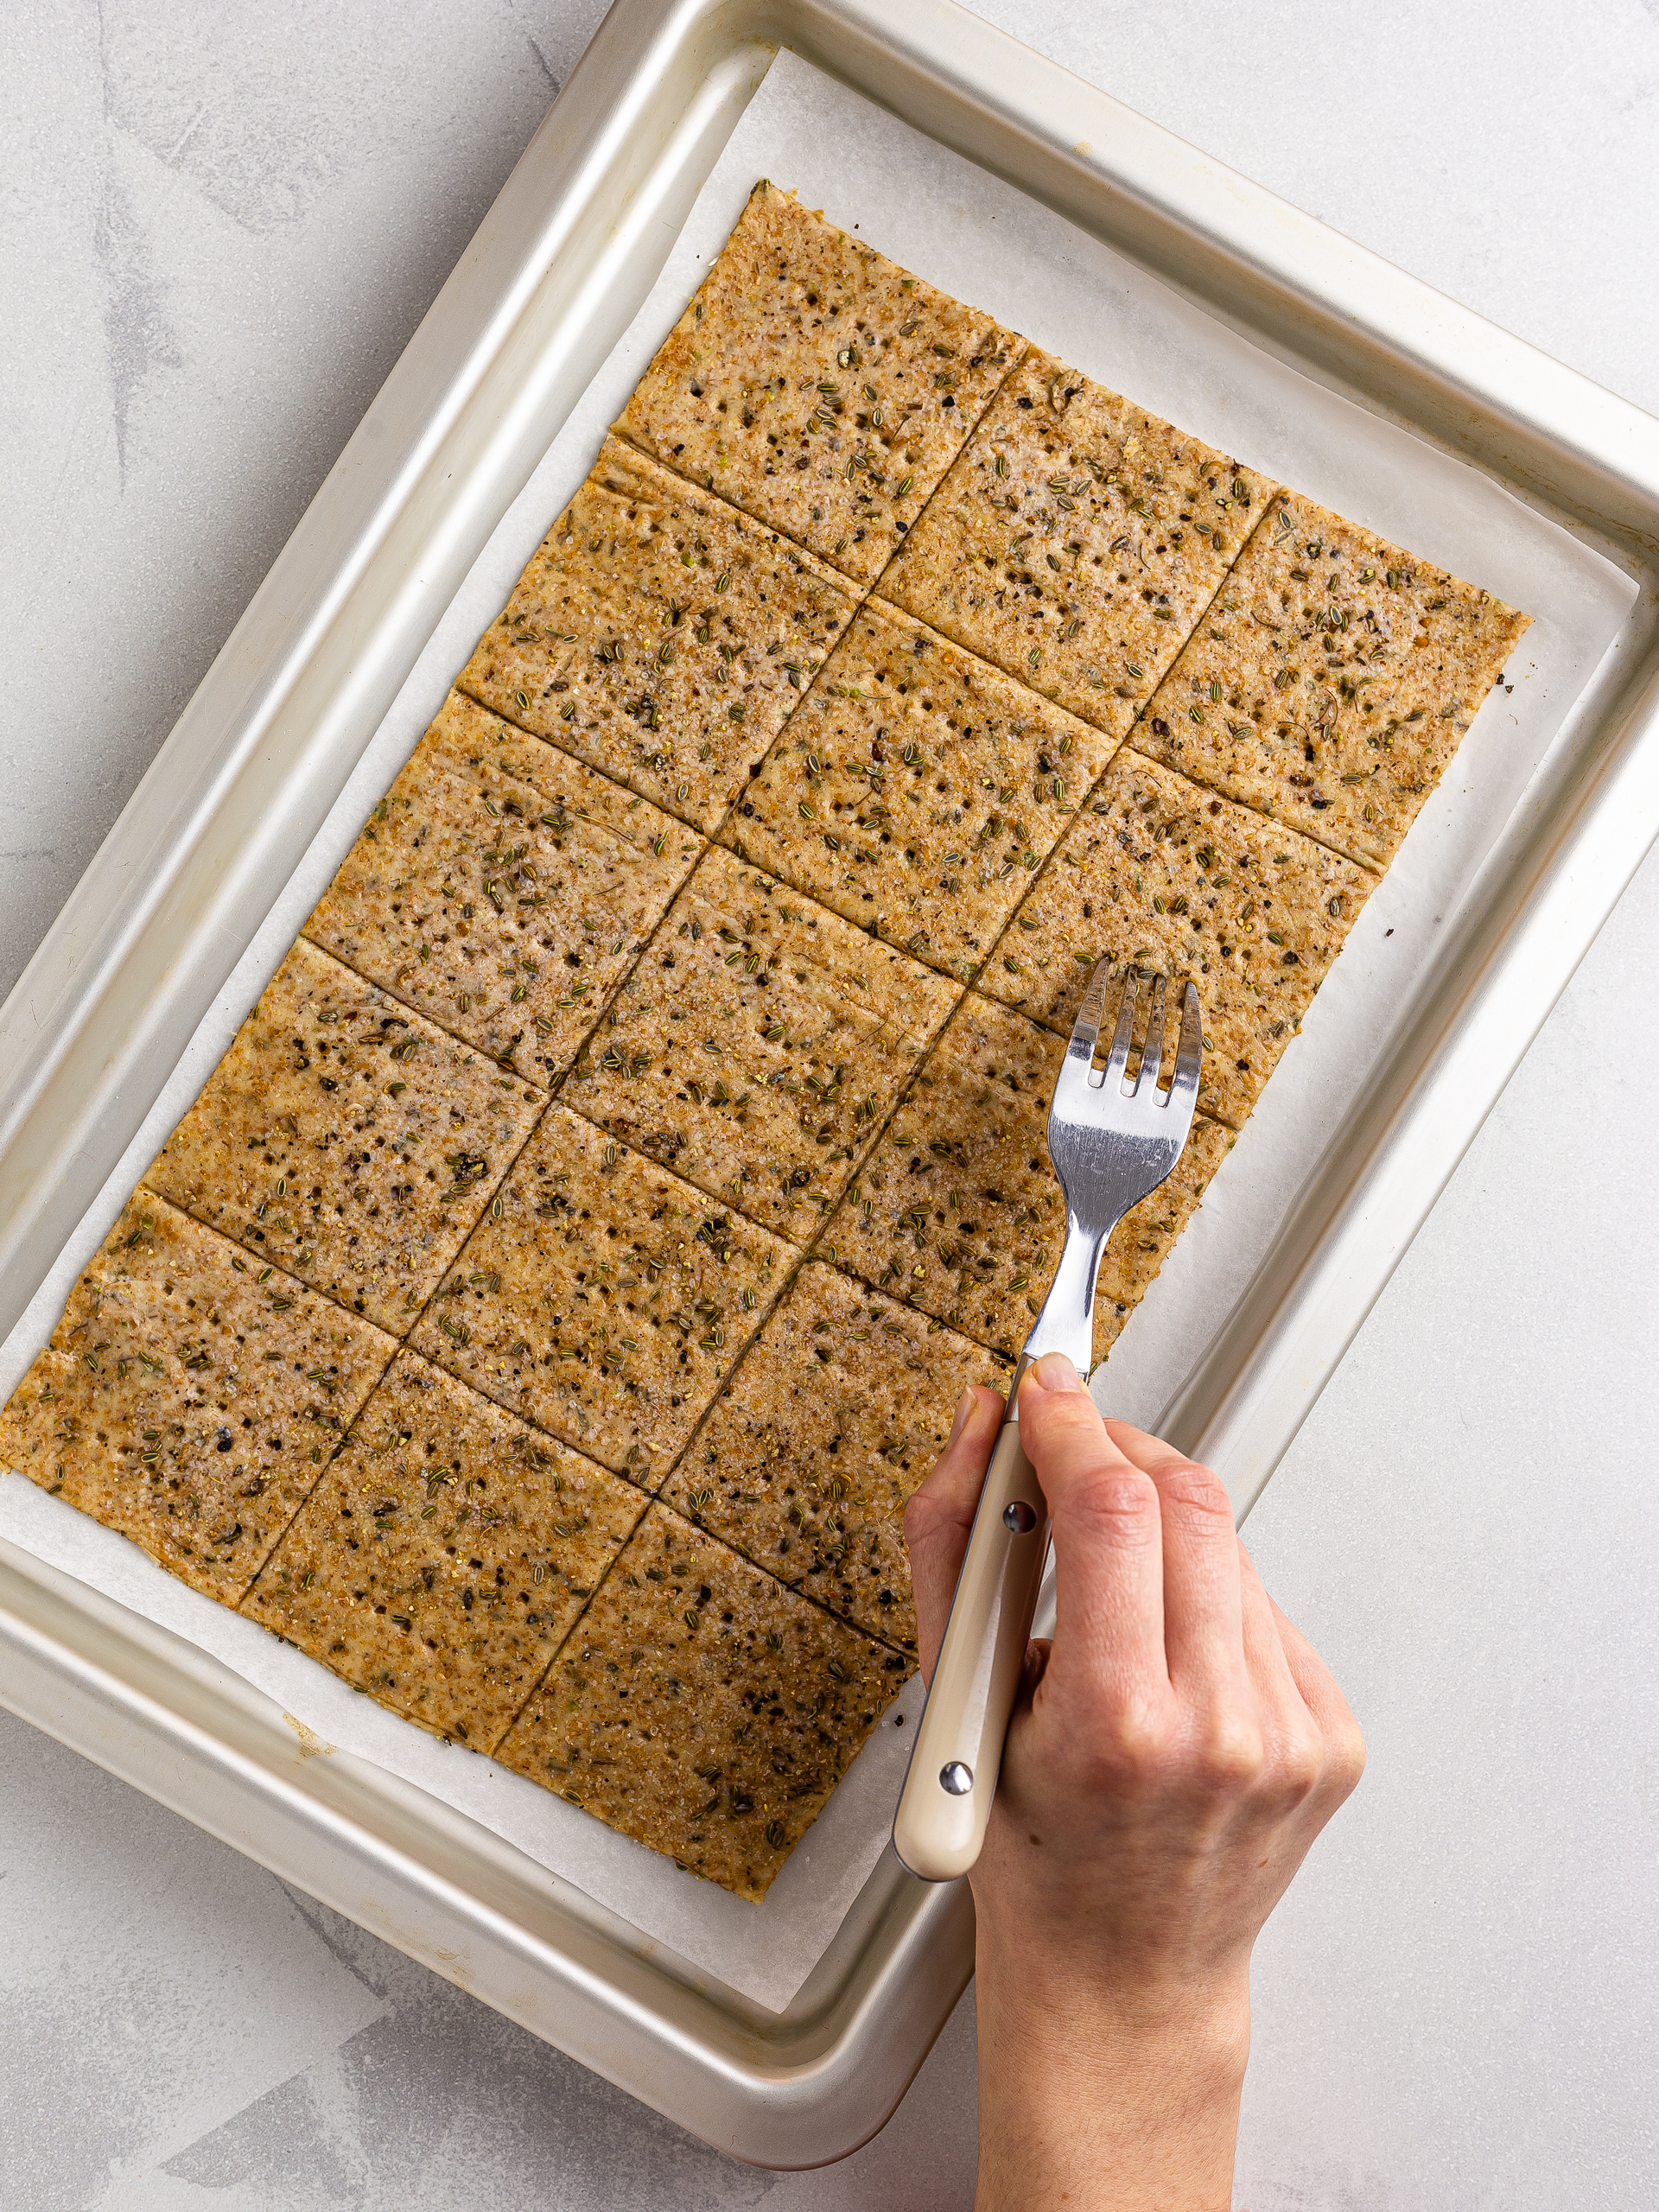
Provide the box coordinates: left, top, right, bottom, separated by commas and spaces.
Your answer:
663, 1262, 1007, 1650
307, 690, 701, 1084
823, 995, 1235, 1364
494, 1503, 908, 1901
0, 1198, 396, 1602
727, 598, 1122, 982
408, 1106, 795, 1484
144, 938, 544, 1335
1130, 489, 1530, 867
981, 750, 1374, 1127
614, 181, 1025, 586
881, 347, 1274, 732
458, 437, 855, 832
563, 849, 957, 1237
243, 1353, 644, 1747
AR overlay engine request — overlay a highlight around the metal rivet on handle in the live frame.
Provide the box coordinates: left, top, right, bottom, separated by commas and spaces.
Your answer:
939, 1761, 973, 1796
1002, 1500, 1037, 1534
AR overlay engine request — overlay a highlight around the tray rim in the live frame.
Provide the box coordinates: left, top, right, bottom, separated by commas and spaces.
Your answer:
3, 0, 1659, 2168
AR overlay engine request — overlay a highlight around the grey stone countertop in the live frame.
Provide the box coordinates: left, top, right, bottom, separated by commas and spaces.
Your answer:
3, 3, 1657, 2205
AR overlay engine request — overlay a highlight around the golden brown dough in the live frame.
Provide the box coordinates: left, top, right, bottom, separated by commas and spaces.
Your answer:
727, 597, 1121, 983
459, 437, 855, 832
409, 1106, 795, 1483
244, 1352, 645, 1745
1131, 491, 1529, 867
615, 181, 1024, 585
881, 348, 1274, 730
980, 749, 1373, 1128
663, 1262, 1008, 1650
0, 1197, 395, 1601
145, 938, 543, 1335
495, 1503, 908, 1900
562, 849, 956, 1236
307, 690, 700, 1084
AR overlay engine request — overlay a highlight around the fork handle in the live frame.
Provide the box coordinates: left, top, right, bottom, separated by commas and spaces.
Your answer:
893, 1355, 1052, 1882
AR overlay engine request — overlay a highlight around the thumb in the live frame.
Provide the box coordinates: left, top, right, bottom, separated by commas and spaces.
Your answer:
902, 1383, 1006, 1681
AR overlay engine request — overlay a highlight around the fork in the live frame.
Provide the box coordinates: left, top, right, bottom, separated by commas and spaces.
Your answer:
892, 958, 1204, 1882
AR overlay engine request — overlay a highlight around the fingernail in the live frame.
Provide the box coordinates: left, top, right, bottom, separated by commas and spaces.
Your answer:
1031, 1351, 1085, 1392
947, 1386, 976, 1445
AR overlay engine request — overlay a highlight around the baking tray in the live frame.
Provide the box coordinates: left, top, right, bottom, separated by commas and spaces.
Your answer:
3, 0, 1658, 2169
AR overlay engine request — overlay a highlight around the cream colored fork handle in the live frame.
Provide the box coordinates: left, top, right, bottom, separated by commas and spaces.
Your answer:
893, 1361, 1051, 1883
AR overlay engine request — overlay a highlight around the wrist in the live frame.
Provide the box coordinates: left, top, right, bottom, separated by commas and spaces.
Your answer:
978, 1949, 1251, 2109
973, 1935, 1249, 2212
976, 1900, 1253, 2058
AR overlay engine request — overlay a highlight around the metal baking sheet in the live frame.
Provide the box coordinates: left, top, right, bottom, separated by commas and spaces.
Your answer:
0, 28, 1637, 2024
3, 0, 1657, 2168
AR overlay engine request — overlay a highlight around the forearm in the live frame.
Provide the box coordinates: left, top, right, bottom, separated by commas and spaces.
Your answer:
973, 1940, 1249, 2212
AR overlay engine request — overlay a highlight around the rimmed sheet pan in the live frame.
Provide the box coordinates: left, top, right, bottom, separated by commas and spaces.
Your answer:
2, 0, 1656, 2167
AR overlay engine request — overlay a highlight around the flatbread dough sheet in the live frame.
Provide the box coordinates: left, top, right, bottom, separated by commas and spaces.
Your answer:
144, 937, 544, 1336
494, 1502, 909, 1901
408, 1105, 797, 1484
0, 1196, 396, 1601
726, 596, 1122, 984
243, 1351, 645, 1747
459, 436, 856, 834
0, 173, 1530, 1903
662, 1261, 1008, 1651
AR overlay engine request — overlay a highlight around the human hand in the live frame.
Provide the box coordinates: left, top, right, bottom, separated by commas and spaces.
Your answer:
904, 1355, 1366, 2212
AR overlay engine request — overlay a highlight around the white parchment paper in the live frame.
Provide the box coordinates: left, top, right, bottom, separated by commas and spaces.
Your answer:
0, 52, 1637, 2012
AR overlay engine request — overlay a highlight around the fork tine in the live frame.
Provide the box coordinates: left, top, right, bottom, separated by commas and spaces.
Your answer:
1163, 982, 1204, 1118
1063, 955, 1115, 1077
1134, 974, 1168, 1095
1098, 969, 1139, 1091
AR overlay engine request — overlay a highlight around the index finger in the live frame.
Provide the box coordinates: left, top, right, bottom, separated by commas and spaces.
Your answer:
902, 1383, 1006, 1681
1017, 1357, 1171, 1714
